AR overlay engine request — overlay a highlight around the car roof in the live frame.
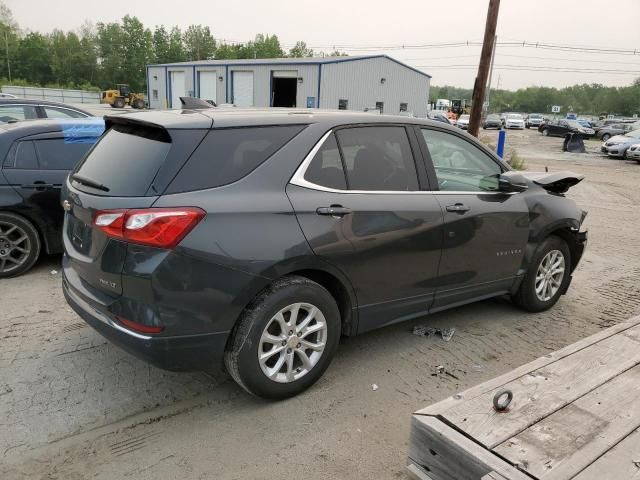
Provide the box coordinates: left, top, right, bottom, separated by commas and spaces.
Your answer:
0, 98, 92, 113
0, 118, 105, 139
106, 108, 455, 130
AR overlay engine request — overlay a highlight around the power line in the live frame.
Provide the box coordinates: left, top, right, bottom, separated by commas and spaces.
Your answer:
418, 64, 640, 75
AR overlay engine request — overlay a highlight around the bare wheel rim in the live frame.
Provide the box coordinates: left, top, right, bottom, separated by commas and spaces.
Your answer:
258, 302, 328, 384
535, 249, 565, 302
0, 221, 31, 274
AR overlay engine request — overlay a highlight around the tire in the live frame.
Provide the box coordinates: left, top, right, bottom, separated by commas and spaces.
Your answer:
512, 235, 571, 313
113, 97, 125, 108
0, 212, 41, 278
132, 99, 145, 109
225, 275, 341, 399
542, 129, 549, 136
601, 133, 611, 141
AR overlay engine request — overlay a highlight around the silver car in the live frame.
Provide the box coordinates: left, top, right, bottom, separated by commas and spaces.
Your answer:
626, 143, 640, 163
602, 129, 640, 158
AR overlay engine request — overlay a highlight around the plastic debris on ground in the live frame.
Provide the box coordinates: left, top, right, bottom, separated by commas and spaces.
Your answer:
412, 325, 455, 341
371, 384, 379, 391
50, 270, 58, 275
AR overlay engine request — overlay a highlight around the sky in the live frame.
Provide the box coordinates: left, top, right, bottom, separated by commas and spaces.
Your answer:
5, 0, 640, 90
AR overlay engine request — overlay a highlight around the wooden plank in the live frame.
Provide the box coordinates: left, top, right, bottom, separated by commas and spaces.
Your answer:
493, 364, 640, 479
408, 415, 530, 480
417, 315, 640, 417
407, 462, 436, 480
572, 427, 640, 480
424, 325, 640, 448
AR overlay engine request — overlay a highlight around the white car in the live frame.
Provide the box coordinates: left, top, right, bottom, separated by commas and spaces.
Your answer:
456, 114, 470, 130
627, 143, 640, 162
505, 114, 525, 129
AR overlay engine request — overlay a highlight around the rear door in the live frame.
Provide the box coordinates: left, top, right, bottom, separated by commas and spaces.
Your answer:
2, 134, 98, 250
287, 125, 444, 333
418, 127, 529, 310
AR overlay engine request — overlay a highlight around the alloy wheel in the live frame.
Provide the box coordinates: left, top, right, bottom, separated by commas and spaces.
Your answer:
0, 221, 31, 274
258, 302, 328, 383
535, 249, 565, 302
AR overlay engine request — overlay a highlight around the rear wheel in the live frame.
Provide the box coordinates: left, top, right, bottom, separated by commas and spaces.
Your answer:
132, 99, 145, 109
0, 213, 41, 278
113, 97, 125, 108
225, 276, 341, 399
512, 236, 571, 312
542, 128, 549, 136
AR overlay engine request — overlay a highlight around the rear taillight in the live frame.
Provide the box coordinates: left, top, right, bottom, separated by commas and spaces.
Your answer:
117, 316, 164, 334
94, 207, 205, 249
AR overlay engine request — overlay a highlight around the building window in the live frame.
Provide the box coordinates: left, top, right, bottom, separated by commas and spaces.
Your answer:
152, 89, 158, 100
338, 99, 348, 110
400, 103, 408, 112
376, 101, 384, 114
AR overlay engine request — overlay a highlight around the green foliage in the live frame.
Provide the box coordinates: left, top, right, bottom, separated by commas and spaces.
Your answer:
430, 82, 640, 117
508, 151, 526, 170
183, 25, 216, 61
289, 41, 314, 58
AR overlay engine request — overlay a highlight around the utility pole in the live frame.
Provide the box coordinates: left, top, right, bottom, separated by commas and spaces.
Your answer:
485, 35, 497, 115
468, 0, 500, 137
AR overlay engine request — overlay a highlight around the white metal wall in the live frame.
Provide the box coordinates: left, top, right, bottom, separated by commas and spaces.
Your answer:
319, 57, 430, 116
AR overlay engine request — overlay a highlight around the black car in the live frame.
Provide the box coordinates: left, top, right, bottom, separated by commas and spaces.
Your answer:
538, 119, 595, 138
0, 99, 92, 124
483, 114, 502, 129
61, 110, 587, 399
0, 118, 104, 277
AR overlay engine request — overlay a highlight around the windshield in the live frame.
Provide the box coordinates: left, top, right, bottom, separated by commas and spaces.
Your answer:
459, 115, 470, 121
487, 115, 500, 121
529, 114, 542, 119
507, 114, 523, 120
566, 120, 584, 128
625, 129, 640, 138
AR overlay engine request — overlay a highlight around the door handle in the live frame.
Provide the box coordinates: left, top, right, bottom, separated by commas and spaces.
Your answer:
446, 203, 470, 213
316, 205, 352, 217
22, 181, 54, 191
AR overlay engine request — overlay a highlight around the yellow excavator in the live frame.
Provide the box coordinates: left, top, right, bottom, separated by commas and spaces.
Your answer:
100, 84, 145, 109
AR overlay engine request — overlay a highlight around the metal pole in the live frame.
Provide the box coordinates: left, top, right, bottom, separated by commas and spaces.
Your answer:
486, 35, 497, 115
5, 30, 10, 83
468, 0, 500, 137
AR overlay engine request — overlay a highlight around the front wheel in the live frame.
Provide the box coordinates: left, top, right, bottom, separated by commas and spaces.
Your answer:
542, 129, 549, 136
512, 236, 571, 312
225, 276, 341, 399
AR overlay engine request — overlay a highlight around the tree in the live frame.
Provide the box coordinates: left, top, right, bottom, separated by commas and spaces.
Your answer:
14, 32, 51, 85
289, 41, 313, 58
183, 25, 216, 61
167, 26, 186, 62
238, 34, 284, 59
120, 15, 153, 91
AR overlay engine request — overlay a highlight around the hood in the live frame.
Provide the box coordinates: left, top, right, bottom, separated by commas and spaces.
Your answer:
521, 171, 584, 194
607, 134, 636, 144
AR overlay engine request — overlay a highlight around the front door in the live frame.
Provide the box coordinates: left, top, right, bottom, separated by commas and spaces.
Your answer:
418, 127, 530, 310
287, 125, 444, 333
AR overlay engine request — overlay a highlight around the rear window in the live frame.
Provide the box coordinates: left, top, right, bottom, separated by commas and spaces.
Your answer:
166, 125, 305, 193
73, 124, 171, 196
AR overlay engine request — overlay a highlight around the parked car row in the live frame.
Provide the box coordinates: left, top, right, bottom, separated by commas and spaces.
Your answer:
601, 129, 640, 159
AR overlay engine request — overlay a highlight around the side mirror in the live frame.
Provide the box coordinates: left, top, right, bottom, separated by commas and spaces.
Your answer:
499, 172, 528, 193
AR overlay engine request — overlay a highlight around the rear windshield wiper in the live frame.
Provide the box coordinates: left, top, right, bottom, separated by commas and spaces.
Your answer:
70, 173, 110, 192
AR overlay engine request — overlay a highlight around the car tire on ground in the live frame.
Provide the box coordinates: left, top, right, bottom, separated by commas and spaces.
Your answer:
512, 235, 571, 313
0, 212, 41, 278
601, 133, 611, 141
542, 129, 549, 136
225, 275, 341, 399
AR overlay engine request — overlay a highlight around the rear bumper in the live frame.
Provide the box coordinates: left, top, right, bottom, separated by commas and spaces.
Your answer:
63, 273, 229, 372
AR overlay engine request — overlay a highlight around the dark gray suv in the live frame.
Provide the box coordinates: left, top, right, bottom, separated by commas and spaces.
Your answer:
62, 109, 587, 399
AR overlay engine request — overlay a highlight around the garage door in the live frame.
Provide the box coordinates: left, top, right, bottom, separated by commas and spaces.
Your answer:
233, 71, 254, 106
198, 71, 217, 104
170, 71, 185, 108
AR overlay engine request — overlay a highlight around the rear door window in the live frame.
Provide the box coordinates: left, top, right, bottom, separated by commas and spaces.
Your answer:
42, 106, 88, 119
7, 141, 39, 169
335, 126, 419, 191
73, 124, 171, 196
0, 105, 39, 123
303, 133, 347, 190
34, 138, 94, 170
166, 125, 305, 193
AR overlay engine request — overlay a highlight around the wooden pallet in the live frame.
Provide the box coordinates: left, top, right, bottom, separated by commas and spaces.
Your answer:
408, 315, 640, 480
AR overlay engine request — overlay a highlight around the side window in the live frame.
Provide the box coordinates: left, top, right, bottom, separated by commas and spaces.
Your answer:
0, 105, 39, 123
336, 126, 419, 191
12, 141, 39, 169
42, 106, 87, 119
167, 125, 305, 193
304, 133, 347, 190
338, 99, 348, 110
33, 139, 93, 170
399, 103, 408, 112
421, 129, 502, 192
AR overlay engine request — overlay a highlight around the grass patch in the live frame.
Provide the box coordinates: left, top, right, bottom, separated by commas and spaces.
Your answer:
508, 150, 527, 170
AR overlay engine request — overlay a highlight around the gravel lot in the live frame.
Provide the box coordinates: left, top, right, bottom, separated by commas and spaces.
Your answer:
2, 127, 639, 479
